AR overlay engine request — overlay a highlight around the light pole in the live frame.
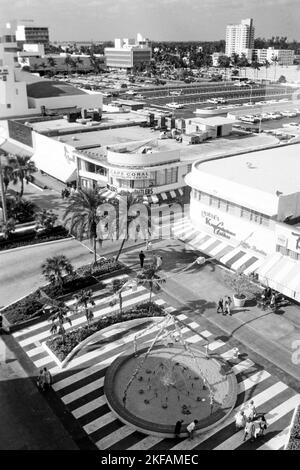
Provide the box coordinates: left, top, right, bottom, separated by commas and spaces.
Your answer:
0, 139, 8, 225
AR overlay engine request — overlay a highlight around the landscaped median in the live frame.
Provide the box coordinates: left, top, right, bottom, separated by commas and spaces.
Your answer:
284, 404, 300, 450
0, 258, 126, 331
43, 303, 166, 368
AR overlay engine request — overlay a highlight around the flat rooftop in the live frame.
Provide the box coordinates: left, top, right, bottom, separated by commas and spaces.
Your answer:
191, 116, 236, 126
30, 111, 146, 134
195, 142, 300, 195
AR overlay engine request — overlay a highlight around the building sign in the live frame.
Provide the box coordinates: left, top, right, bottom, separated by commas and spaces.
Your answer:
276, 226, 300, 253
201, 210, 236, 240
7, 120, 33, 148
109, 168, 150, 180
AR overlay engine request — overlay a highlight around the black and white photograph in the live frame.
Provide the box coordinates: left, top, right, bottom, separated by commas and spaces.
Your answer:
0, 0, 299, 458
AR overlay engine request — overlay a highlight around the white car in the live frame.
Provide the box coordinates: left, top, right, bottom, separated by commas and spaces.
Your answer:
268, 113, 282, 120
283, 122, 299, 128
281, 111, 297, 117
166, 102, 184, 109
260, 113, 270, 121
207, 98, 219, 104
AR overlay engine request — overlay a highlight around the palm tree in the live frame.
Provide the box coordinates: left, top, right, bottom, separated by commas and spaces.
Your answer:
35, 209, 57, 233
114, 192, 150, 262
136, 265, 165, 309
47, 56, 57, 72
63, 188, 107, 264
271, 56, 279, 81
109, 278, 127, 314
75, 56, 83, 73
42, 255, 74, 290
251, 60, 261, 80
5, 154, 36, 198
64, 55, 73, 74
264, 59, 271, 81
73, 289, 95, 327
48, 300, 72, 343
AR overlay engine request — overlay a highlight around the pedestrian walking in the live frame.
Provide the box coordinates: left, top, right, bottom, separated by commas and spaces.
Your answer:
156, 256, 163, 270
174, 419, 184, 439
247, 400, 257, 420
43, 367, 53, 390
234, 410, 246, 431
64, 188, 70, 198
187, 419, 198, 440
37, 369, 45, 391
270, 292, 276, 309
256, 415, 268, 438
225, 296, 232, 316
243, 417, 256, 442
217, 297, 224, 314
146, 240, 152, 251
61, 189, 65, 200
139, 250, 145, 268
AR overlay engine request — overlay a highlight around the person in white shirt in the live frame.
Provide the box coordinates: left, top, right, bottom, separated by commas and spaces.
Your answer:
187, 419, 198, 440
235, 410, 246, 431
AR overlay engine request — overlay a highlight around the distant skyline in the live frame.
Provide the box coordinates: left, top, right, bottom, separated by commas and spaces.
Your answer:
1, 0, 299, 42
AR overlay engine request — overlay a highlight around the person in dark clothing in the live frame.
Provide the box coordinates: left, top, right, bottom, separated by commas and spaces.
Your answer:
61, 189, 65, 200
139, 251, 145, 268
174, 419, 184, 439
217, 297, 224, 314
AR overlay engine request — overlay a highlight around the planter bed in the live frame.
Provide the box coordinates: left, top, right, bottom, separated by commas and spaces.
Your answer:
46, 302, 166, 363
0, 226, 71, 251
285, 405, 300, 450
1, 291, 45, 325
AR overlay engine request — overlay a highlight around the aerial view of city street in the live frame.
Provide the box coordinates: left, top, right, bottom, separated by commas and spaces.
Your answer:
0, 0, 300, 460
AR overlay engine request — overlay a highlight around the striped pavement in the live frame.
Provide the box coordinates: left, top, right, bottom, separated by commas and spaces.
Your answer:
12, 270, 300, 451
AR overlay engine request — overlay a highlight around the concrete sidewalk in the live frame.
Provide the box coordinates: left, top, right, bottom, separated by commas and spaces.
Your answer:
0, 335, 78, 450
119, 238, 300, 385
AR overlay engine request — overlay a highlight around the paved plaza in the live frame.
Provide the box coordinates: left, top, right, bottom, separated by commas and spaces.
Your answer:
9, 267, 300, 450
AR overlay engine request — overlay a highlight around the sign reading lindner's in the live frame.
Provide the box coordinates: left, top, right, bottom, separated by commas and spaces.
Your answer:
201, 210, 236, 240
109, 168, 150, 180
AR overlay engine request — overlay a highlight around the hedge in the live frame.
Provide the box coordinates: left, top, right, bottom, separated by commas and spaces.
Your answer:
46, 302, 165, 362
2, 291, 44, 324
0, 226, 70, 251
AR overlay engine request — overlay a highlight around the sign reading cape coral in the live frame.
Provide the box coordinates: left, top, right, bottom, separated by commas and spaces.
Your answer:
201, 210, 236, 239
109, 168, 150, 179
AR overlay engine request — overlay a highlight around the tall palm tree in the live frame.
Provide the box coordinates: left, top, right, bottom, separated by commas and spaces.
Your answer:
264, 59, 271, 81
64, 55, 73, 74
114, 192, 150, 262
271, 56, 279, 81
48, 300, 72, 343
73, 289, 95, 327
63, 188, 107, 264
136, 265, 165, 309
47, 56, 57, 72
75, 56, 83, 73
109, 278, 127, 314
5, 154, 36, 198
251, 60, 261, 80
42, 255, 74, 290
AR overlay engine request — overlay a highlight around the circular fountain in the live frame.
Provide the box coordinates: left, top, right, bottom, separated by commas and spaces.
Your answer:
104, 316, 237, 437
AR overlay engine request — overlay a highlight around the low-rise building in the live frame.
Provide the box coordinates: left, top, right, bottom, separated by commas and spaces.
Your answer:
185, 143, 300, 300
105, 34, 151, 71
253, 47, 295, 66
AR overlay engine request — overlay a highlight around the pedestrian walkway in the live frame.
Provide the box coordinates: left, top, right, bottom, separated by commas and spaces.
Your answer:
11, 271, 300, 451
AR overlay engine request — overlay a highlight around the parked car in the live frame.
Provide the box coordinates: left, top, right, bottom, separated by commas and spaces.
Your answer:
281, 110, 297, 117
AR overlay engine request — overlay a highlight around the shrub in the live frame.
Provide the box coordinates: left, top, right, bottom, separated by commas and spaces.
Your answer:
46, 302, 166, 361
76, 258, 123, 278
2, 291, 44, 324
285, 405, 300, 450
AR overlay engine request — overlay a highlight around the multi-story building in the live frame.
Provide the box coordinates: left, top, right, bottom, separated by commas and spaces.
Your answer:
15, 22, 50, 50
105, 33, 151, 71
225, 18, 255, 57
253, 47, 295, 66
211, 52, 226, 67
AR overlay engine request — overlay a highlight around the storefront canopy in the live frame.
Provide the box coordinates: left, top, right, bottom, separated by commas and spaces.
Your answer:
257, 253, 300, 301
31, 150, 77, 183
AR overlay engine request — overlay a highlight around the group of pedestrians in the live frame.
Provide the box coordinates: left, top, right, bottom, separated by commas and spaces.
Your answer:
217, 296, 232, 315
235, 401, 268, 443
139, 249, 163, 271
36, 367, 53, 392
174, 419, 199, 440
61, 185, 76, 200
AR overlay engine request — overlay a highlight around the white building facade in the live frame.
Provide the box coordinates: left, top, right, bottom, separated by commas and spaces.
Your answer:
105, 33, 152, 71
225, 18, 255, 57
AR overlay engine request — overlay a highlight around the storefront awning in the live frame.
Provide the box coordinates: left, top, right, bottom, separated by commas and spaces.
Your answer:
31, 151, 76, 183
0, 140, 33, 158
172, 217, 266, 275
257, 253, 300, 301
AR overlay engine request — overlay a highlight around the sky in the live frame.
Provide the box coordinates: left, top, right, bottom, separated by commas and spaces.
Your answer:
0, 0, 299, 42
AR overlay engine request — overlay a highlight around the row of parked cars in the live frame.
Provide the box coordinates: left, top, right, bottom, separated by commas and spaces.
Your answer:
239, 108, 300, 123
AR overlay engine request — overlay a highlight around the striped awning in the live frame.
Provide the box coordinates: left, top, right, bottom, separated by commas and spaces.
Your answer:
256, 253, 300, 301
158, 188, 184, 203
172, 217, 265, 276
